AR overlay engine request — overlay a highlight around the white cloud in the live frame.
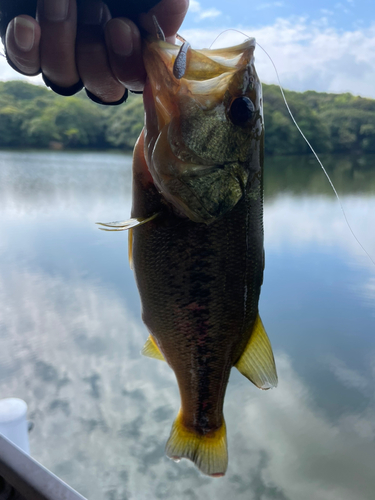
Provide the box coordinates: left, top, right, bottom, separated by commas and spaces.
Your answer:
0, 49, 43, 85
324, 356, 369, 391
180, 19, 375, 98
229, 354, 375, 500
264, 194, 375, 265
187, 0, 222, 22
189, 0, 201, 13
1, 19, 375, 99
0, 148, 373, 497
2, 264, 375, 499
197, 8, 221, 20
0, 150, 133, 220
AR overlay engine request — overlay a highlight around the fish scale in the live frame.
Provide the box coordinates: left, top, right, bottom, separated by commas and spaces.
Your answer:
99, 36, 277, 477
132, 178, 263, 429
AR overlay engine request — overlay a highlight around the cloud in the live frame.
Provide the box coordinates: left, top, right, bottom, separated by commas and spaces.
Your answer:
363, 275, 375, 304
229, 354, 375, 500
264, 194, 375, 266
320, 8, 334, 15
189, 0, 201, 13
0, 148, 373, 497
263, 192, 375, 313
0, 50, 43, 84
1, 19, 375, 99
324, 356, 369, 391
0, 150, 133, 220
198, 8, 221, 20
187, 0, 222, 22
180, 19, 375, 98
2, 263, 375, 499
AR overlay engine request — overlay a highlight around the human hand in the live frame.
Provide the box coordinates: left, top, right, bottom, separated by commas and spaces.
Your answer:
4, 0, 189, 103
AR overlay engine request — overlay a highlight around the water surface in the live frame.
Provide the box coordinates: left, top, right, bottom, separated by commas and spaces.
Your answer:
0, 150, 374, 500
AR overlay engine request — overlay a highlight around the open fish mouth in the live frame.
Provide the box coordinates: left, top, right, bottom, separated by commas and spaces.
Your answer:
143, 36, 263, 224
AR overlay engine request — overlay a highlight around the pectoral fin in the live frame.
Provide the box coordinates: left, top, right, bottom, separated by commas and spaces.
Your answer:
141, 335, 166, 361
96, 213, 159, 269
235, 314, 278, 390
96, 213, 159, 231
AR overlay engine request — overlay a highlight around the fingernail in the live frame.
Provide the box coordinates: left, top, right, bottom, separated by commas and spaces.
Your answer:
43, 0, 69, 21
14, 17, 35, 52
107, 19, 133, 57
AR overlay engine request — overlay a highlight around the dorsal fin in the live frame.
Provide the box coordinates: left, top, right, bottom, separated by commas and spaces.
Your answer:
235, 314, 277, 390
141, 335, 166, 361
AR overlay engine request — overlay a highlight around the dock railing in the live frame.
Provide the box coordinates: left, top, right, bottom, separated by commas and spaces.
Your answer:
0, 434, 87, 500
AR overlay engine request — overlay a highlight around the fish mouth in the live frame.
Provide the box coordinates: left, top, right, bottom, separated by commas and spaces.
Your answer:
143, 37, 262, 224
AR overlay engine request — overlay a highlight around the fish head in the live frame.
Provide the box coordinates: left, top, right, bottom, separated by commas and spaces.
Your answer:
143, 37, 263, 224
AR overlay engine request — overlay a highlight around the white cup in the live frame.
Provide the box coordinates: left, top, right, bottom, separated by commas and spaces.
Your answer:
0, 398, 30, 454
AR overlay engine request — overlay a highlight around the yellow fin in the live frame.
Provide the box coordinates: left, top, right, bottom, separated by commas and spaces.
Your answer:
128, 228, 133, 270
165, 411, 227, 477
235, 314, 278, 390
141, 335, 166, 361
96, 213, 159, 231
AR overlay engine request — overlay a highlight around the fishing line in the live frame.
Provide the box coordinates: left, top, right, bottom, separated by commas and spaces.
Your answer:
210, 29, 375, 267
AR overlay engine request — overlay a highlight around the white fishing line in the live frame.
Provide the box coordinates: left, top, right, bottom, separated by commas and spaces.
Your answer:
210, 29, 375, 267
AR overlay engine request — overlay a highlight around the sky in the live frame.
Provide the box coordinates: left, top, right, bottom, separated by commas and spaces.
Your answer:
0, 0, 375, 98
180, 0, 375, 98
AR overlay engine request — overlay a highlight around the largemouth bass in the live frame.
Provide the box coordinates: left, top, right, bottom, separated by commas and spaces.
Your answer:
100, 35, 277, 477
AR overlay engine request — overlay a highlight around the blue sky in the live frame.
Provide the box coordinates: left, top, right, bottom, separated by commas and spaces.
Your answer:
0, 0, 374, 98
179, 0, 375, 98
183, 0, 374, 31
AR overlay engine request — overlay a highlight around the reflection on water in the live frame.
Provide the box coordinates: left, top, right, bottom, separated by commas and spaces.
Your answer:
0, 151, 374, 499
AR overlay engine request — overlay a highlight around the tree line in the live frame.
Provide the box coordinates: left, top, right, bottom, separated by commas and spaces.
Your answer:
0, 80, 374, 155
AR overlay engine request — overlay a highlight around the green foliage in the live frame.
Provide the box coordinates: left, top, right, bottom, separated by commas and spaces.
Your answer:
104, 95, 144, 149
0, 80, 49, 101
0, 80, 374, 155
0, 104, 23, 147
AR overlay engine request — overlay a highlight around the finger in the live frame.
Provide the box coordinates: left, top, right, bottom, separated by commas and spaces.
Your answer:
139, 0, 189, 40
104, 0, 189, 92
104, 18, 146, 92
76, 1, 126, 103
37, 0, 80, 88
5, 15, 41, 75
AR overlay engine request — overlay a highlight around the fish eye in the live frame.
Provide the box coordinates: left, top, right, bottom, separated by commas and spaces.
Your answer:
229, 97, 255, 127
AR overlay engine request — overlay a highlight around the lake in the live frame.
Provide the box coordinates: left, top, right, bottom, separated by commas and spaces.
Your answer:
0, 150, 374, 500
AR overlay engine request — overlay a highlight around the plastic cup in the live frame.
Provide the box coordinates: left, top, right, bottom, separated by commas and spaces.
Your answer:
0, 398, 30, 454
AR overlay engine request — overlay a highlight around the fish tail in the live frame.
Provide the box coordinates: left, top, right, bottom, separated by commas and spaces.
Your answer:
165, 410, 227, 477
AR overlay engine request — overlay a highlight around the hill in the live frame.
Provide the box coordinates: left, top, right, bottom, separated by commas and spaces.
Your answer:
0, 80, 374, 155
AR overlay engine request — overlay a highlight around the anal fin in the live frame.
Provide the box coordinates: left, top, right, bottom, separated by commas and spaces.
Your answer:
235, 314, 278, 390
141, 335, 166, 361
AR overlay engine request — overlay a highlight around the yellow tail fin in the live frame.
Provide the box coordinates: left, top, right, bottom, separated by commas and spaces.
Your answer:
165, 411, 227, 477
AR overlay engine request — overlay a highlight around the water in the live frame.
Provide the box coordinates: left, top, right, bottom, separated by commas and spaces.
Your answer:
0, 150, 374, 500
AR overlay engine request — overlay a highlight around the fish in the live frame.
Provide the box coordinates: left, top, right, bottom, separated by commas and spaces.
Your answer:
98, 35, 277, 477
